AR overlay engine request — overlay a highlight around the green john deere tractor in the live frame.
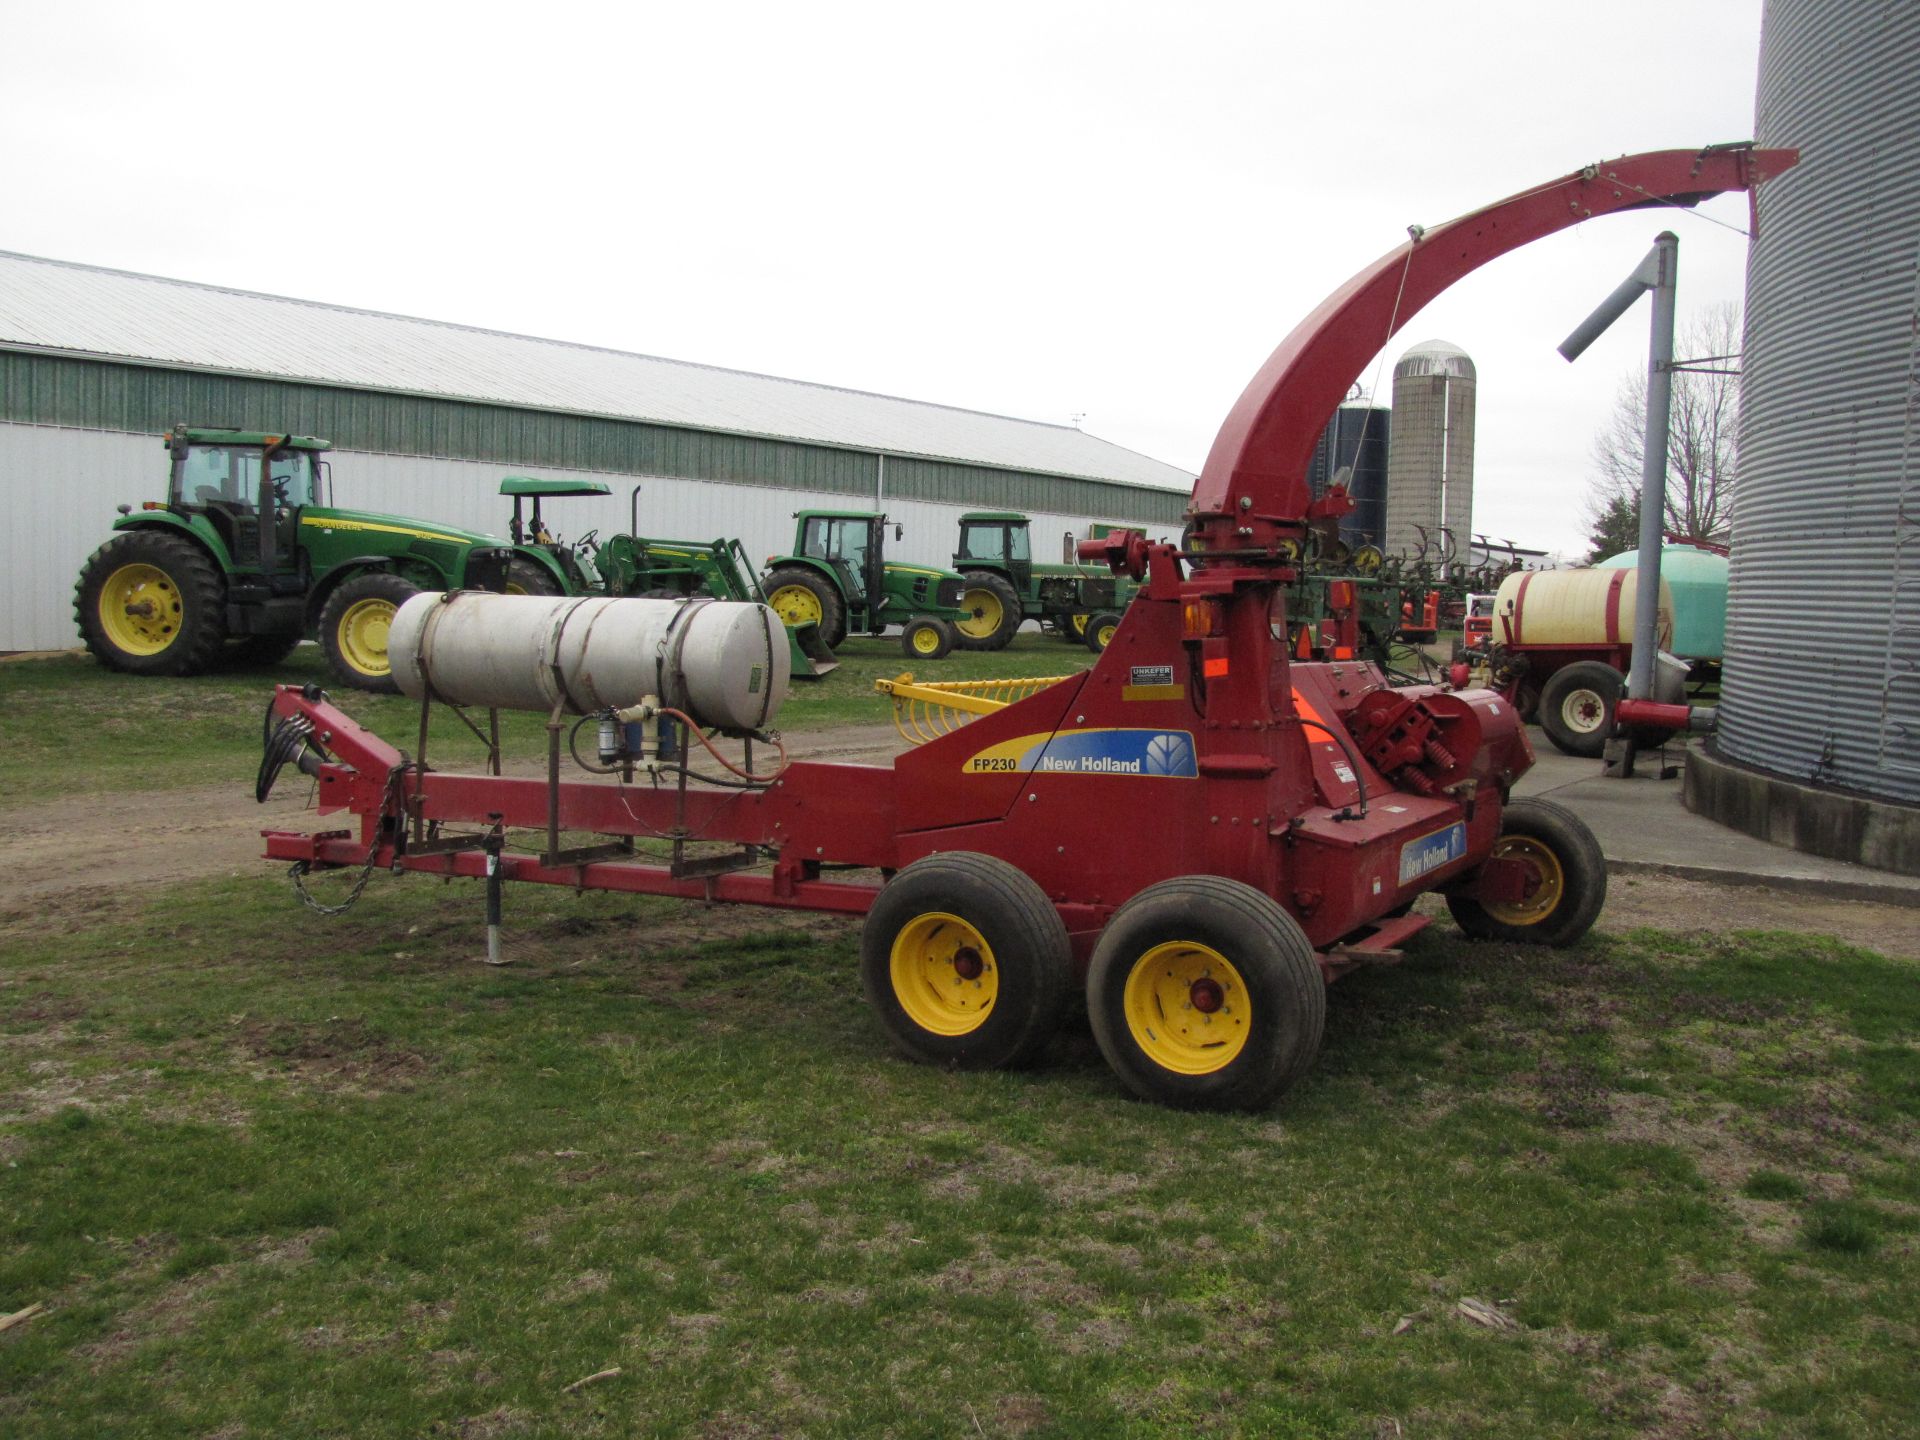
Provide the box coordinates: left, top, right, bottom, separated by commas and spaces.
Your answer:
762, 510, 968, 660
74, 425, 518, 692
494, 477, 838, 678
950, 511, 1142, 654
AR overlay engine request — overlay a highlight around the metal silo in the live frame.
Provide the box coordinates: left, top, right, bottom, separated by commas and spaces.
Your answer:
1307, 400, 1390, 548
1385, 340, 1475, 569
1689, 0, 1920, 870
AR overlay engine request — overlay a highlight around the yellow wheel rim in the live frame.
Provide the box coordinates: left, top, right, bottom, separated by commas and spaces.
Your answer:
336, 597, 397, 677
1070, 613, 1089, 636
957, 587, 1004, 639
504, 582, 532, 595
98, 562, 184, 656
1122, 942, 1250, 1075
889, 911, 997, 1036
1094, 620, 1118, 649
911, 625, 943, 656
1483, 834, 1565, 926
769, 584, 823, 627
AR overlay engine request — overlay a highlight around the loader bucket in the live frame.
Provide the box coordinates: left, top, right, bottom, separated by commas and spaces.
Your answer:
786, 621, 839, 680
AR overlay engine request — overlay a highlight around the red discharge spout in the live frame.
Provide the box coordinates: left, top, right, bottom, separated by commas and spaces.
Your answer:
1187, 145, 1798, 529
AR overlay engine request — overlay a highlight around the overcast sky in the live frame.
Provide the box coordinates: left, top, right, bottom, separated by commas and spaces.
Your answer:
1, 0, 1764, 558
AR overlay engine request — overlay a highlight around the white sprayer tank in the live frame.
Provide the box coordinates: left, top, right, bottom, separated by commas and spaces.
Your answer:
387, 593, 790, 732
1491, 567, 1674, 651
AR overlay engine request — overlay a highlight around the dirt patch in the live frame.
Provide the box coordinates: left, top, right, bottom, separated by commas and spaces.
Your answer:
239, 1017, 428, 1095
1600, 873, 1920, 959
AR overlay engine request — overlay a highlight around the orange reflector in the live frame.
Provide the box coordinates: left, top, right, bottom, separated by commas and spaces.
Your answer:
1183, 599, 1222, 638
142, 500, 164, 510
1333, 646, 1354, 660
1329, 580, 1356, 610
1294, 626, 1312, 660
1203, 657, 1230, 679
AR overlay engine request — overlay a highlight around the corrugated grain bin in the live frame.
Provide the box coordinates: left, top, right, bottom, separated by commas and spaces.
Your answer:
1597, 546, 1728, 660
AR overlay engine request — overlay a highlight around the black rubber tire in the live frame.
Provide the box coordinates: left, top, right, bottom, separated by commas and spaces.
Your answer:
1538, 660, 1624, 758
1084, 611, 1122, 654
74, 530, 228, 677
504, 556, 563, 596
764, 566, 846, 650
954, 570, 1022, 652
223, 631, 304, 667
900, 616, 955, 661
1446, 797, 1607, 948
859, 852, 1072, 1070
1086, 876, 1325, 1112
318, 571, 422, 694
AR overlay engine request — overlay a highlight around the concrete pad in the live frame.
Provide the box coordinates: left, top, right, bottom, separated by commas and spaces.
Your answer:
1511, 734, 1920, 908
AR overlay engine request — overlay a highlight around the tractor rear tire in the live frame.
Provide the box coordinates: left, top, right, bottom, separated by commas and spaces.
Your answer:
1538, 661, 1623, 757
900, 616, 955, 661
319, 571, 422, 694
74, 530, 228, 677
860, 852, 1073, 1070
1446, 797, 1607, 948
955, 571, 1021, 651
1084, 611, 1122, 654
1087, 876, 1325, 1111
504, 557, 563, 596
764, 566, 846, 650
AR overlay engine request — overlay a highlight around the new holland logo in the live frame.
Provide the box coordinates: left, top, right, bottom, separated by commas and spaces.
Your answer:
965, 729, 1198, 778
1397, 823, 1467, 885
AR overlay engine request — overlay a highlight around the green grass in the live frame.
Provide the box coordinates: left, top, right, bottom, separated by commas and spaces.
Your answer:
0, 633, 1094, 806
3, 880, 1916, 1437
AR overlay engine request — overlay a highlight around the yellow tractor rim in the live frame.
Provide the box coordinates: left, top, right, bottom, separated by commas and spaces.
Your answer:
768, 583, 823, 627
957, 587, 1004, 639
1123, 942, 1250, 1075
1094, 620, 1118, 649
1483, 834, 1565, 926
1070, 613, 1089, 636
98, 562, 185, 655
504, 582, 532, 595
889, 911, 997, 1036
336, 597, 397, 677
910, 625, 944, 656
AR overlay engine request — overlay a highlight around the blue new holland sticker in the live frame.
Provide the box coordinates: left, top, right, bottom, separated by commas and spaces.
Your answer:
965, 729, 1198, 777
1397, 823, 1467, 885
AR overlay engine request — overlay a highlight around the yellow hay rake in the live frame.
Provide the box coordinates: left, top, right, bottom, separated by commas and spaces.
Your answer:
875, 673, 1075, 746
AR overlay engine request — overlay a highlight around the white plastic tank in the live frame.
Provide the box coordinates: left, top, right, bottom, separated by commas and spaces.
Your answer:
1491, 568, 1674, 650
387, 593, 789, 733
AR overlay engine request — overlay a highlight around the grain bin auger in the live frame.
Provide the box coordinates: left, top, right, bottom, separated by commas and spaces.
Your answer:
256, 145, 1795, 1112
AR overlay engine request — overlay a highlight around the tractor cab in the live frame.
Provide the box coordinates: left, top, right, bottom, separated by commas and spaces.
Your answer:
167, 426, 330, 590
796, 511, 895, 608
501, 476, 611, 589
955, 511, 1032, 592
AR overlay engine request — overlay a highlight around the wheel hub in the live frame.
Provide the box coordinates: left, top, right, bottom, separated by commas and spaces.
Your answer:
952, 946, 984, 981
1188, 977, 1224, 1013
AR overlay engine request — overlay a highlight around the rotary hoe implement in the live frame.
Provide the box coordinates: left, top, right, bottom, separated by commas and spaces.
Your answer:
255, 145, 1794, 1110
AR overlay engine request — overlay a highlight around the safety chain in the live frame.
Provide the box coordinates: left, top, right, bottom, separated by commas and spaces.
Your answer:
287, 764, 411, 916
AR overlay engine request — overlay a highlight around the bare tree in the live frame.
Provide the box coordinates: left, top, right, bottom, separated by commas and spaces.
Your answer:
1584, 302, 1740, 550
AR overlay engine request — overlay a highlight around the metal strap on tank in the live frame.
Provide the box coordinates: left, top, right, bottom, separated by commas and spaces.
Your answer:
544, 597, 600, 713
750, 603, 776, 731
655, 596, 708, 712
414, 592, 457, 705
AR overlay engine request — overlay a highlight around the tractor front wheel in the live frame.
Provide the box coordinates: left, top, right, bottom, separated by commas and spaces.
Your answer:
764, 567, 847, 650
319, 571, 422, 693
1087, 876, 1325, 1111
1445, 797, 1607, 948
900, 616, 955, 660
860, 852, 1072, 1070
504, 556, 563, 596
1084, 611, 1122, 653
955, 571, 1021, 651
74, 530, 228, 676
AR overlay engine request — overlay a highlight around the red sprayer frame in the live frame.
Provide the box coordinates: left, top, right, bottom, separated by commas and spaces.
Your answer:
264, 146, 1793, 981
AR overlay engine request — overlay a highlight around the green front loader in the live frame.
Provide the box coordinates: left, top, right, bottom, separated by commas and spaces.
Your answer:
75, 425, 519, 692
761, 510, 969, 661
493, 478, 839, 679
950, 512, 1142, 653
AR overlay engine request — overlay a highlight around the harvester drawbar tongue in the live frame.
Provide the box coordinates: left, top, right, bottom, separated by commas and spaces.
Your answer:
259, 144, 1795, 1111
